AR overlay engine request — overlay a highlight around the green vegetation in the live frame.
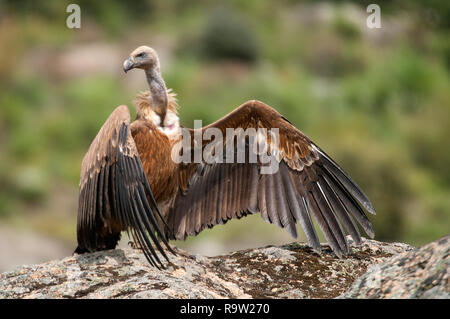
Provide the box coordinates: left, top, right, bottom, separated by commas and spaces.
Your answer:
0, 0, 448, 250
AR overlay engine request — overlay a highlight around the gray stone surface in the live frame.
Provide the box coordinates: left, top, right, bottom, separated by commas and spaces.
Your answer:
0, 236, 436, 299
339, 235, 449, 299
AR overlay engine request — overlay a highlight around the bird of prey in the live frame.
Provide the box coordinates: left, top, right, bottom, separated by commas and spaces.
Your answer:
75, 45, 376, 268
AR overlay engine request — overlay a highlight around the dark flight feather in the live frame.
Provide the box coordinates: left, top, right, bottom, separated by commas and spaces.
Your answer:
76, 105, 173, 267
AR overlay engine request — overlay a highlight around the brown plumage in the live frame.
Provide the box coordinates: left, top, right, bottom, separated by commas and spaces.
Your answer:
76, 46, 376, 268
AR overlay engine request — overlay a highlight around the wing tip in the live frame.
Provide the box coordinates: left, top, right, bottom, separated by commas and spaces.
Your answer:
364, 202, 377, 215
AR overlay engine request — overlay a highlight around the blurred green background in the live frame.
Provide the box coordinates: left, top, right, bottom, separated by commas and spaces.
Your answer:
0, 0, 449, 271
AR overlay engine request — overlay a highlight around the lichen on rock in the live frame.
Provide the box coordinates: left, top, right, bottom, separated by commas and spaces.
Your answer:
338, 235, 449, 299
0, 236, 446, 299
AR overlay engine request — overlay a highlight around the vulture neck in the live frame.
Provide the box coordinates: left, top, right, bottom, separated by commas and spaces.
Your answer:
145, 68, 168, 127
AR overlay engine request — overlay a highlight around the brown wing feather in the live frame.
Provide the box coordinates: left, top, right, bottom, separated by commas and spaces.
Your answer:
76, 105, 173, 268
165, 100, 375, 258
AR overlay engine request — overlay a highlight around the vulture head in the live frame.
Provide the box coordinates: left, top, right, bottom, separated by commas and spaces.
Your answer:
123, 45, 170, 125
123, 46, 161, 74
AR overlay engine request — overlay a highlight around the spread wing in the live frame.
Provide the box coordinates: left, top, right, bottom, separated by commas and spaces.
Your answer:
166, 100, 375, 258
76, 105, 173, 268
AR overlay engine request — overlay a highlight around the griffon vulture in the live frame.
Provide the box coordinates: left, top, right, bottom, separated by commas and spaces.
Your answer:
75, 46, 376, 268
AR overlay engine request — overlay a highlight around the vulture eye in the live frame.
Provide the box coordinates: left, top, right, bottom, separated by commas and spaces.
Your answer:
136, 52, 145, 58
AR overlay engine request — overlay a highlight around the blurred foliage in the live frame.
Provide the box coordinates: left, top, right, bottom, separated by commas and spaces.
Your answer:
0, 0, 449, 251
199, 6, 259, 63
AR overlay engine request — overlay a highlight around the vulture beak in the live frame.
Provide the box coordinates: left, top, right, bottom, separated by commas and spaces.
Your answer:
123, 57, 135, 73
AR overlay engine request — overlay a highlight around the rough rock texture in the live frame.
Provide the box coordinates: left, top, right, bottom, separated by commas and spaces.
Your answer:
339, 235, 449, 299
0, 236, 419, 299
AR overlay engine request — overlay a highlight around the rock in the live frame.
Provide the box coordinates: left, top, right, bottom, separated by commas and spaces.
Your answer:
339, 235, 449, 299
0, 236, 416, 299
